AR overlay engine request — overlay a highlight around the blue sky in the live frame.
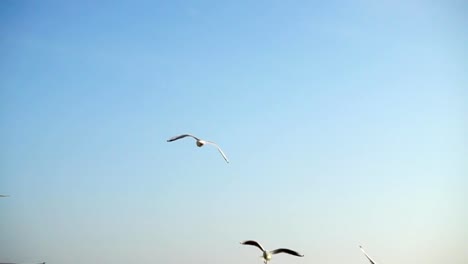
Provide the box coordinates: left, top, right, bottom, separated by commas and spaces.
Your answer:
0, 1, 466, 263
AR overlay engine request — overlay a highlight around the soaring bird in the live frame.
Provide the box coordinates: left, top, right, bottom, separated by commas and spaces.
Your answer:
359, 245, 378, 264
240, 240, 304, 264
166, 134, 229, 163
0, 195, 10, 198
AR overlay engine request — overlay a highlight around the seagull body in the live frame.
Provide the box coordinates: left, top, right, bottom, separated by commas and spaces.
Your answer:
240, 240, 304, 264
166, 134, 229, 163
359, 245, 378, 264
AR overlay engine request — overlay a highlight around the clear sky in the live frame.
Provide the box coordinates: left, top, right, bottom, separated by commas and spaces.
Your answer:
0, 1, 466, 264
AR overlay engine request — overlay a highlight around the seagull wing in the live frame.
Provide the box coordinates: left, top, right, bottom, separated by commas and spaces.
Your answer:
359, 246, 377, 264
240, 240, 265, 252
205, 141, 229, 163
166, 134, 199, 142
270, 248, 304, 257
0, 195, 9, 197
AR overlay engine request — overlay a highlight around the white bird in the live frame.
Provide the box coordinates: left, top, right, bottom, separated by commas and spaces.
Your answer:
359, 245, 378, 264
166, 134, 229, 163
240, 240, 304, 264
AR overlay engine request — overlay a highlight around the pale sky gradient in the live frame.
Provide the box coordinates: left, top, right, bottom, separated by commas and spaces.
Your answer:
1, 1, 467, 264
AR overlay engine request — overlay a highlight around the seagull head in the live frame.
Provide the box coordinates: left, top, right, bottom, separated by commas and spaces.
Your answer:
196, 140, 206, 147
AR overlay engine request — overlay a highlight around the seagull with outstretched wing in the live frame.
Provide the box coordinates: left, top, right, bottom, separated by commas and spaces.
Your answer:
359, 245, 378, 264
240, 240, 304, 264
166, 134, 229, 163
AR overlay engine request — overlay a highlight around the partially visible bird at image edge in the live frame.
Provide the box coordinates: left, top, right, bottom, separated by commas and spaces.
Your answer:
359, 245, 378, 264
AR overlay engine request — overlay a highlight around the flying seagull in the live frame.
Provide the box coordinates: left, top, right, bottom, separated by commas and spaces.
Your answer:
166, 134, 229, 163
0, 195, 10, 198
240, 240, 304, 264
359, 245, 378, 264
